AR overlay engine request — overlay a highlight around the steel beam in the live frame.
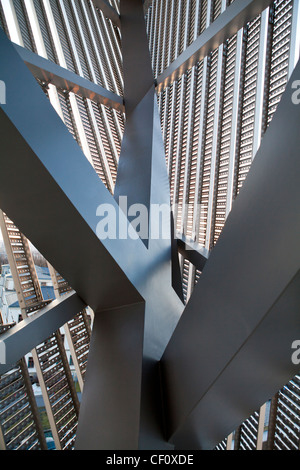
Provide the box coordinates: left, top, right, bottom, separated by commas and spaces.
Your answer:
75, 302, 145, 449
176, 233, 209, 272
0, 292, 85, 375
75, 0, 184, 449
0, 26, 141, 312
156, 0, 274, 92
13, 43, 124, 112
160, 61, 300, 449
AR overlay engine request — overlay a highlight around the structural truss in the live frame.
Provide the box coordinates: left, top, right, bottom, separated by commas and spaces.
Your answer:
0, 0, 299, 450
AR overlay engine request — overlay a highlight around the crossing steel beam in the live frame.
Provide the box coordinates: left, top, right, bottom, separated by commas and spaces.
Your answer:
156, 0, 274, 92
0, 292, 85, 376
14, 43, 124, 112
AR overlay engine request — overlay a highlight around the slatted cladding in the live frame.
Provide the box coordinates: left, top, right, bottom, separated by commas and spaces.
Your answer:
0, 2, 9, 36
238, 410, 260, 449
50, 0, 77, 73
186, 61, 205, 239
181, 258, 191, 304
188, 0, 199, 45
90, 101, 119, 188
215, 438, 228, 450
273, 375, 300, 449
235, 15, 261, 195
198, 0, 209, 35
88, 6, 123, 95
146, 0, 203, 78
57, 90, 82, 147
70, 0, 103, 87
178, 0, 190, 57
67, 312, 91, 383
151, 0, 163, 78
74, 95, 110, 188
13, 0, 37, 52
212, 34, 237, 245
168, 79, 182, 206
35, 333, 78, 449
104, 18, 123, 92
265, 0, 292, 129
212, 0, 222, 22
168, 2, 180, 69
90, 4, 123, 95
0, 363, 42, 450
197, 49, 218, 247
61, 0, 92, 81
32, 0, 58, 63
175, 70, 193, 232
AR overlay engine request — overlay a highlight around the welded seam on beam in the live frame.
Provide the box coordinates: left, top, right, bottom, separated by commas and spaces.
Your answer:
156, 0, 274, 92
13, 43, 124, 112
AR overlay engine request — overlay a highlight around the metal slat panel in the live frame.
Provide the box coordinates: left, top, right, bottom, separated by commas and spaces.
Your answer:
235, 15, 261, 195
197, 49, 218, 246
50, 0, 77, 72
13, 0, 37, 52
266, 0, 292, 127
213, 34, 237, 244
32, 0, 58, 63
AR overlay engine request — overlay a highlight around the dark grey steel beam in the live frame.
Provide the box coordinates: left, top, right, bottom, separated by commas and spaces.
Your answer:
114, 0, 168, 239
0, 292, 85, 375
156, 0, 274, 92
176, 233, 209, 272
75, 302, 145, 449
75, 0, 184, 450
0, 27, 141, 312
160, 61, 300, 449
13, 43, 124, 112
92, 0, 121, 28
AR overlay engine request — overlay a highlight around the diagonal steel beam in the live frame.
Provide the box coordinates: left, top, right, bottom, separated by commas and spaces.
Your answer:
156, 0, 274, 92
160, 60, 300, 449
0, 26, 142, 312
13, 43, 124, 112
0, 292, 85, 376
